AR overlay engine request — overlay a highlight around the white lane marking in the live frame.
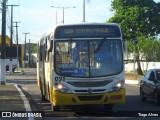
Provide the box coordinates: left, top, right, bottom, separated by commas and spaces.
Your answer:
15, 84, 34, 120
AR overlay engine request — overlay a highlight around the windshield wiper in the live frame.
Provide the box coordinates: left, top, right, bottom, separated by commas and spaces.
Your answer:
67, 39, 72, 56
95, 38, 106, 54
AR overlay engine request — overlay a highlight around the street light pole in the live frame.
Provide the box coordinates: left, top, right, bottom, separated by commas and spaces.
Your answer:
83, 0, 85, 22
51, 6, 76, 24
62, 7, 64, 24
51, 6, 58, 24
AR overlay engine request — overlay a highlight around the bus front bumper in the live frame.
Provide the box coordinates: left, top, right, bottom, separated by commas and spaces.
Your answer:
51, 88, 125, 106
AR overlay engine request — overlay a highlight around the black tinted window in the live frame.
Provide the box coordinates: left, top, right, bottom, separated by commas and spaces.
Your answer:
156, 71, 160, 80
145, 70, 151, 79
149, 71, 155, 80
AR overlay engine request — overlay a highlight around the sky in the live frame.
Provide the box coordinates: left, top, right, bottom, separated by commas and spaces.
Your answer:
2, 0, 160, 44
4, 0, 113, 44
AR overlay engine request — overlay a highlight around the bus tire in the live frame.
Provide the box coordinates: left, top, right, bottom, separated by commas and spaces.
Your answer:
104, 104, 113, 112
52, 105, 60, 111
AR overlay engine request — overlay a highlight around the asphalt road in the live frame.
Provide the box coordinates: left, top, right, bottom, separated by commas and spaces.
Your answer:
6, 68, 160, 120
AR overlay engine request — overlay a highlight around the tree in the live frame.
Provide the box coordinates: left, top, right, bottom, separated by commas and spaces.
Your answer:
137, 36, 160, 61
108, 0, 160, 75
31, 43, 37, 53
27, 43, 37, 53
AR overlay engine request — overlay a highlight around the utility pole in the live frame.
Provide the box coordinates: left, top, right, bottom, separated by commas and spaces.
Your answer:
22, 32, 30, 68
0, 0, 7, 85
7, 4, 19, 74
29, 39, 30, 67
14, 21, 20, 70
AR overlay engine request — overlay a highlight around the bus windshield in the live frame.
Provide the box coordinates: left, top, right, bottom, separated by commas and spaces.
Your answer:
55, 39, 123, 77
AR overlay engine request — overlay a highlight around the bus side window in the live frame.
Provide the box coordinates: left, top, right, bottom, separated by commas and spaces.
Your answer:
45, 39, 53, 62
45, 37, 50, 62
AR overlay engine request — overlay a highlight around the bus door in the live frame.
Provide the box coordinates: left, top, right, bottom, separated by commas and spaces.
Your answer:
39, 40, 46, 100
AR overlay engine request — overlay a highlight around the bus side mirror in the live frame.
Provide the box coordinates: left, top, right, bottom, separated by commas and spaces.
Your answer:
47, 40, 53, 52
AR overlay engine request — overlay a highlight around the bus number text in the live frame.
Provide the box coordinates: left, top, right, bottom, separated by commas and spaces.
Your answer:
55, 76, 65, 82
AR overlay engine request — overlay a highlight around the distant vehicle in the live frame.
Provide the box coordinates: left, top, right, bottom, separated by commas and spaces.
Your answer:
140, 69, 160, 105
37, 23, 126, 112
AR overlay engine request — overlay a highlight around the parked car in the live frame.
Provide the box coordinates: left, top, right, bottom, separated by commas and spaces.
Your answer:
140, 69, 160, 105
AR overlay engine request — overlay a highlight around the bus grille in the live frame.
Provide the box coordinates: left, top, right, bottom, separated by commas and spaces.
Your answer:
67, 81, 112, 87
75, 89, 105, 93
77, 95, 102, 101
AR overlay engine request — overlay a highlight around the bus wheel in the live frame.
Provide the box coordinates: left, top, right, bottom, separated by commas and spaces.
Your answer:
52, 105, 60, 111
104, 104, 113, 112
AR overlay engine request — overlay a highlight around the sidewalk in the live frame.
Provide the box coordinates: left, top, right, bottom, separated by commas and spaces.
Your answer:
0, 68, 40, 119
0, 68, 36, 112
0, 84, 26, 112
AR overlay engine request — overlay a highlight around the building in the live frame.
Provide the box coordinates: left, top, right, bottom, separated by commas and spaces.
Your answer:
0, 35, 25, 67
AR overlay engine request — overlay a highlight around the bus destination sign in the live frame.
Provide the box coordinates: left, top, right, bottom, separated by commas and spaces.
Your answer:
55, 25, 121, 38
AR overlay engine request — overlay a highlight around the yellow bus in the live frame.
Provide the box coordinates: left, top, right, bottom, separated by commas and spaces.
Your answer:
37, 23, 126, 111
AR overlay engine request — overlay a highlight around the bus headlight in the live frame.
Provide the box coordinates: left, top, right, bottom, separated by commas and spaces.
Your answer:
57, 84, 63, 89
111, 80, 125, 92
54, 83, 72, 94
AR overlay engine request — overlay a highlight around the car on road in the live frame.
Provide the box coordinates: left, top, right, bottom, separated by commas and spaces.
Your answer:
140, 69, 160, 105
